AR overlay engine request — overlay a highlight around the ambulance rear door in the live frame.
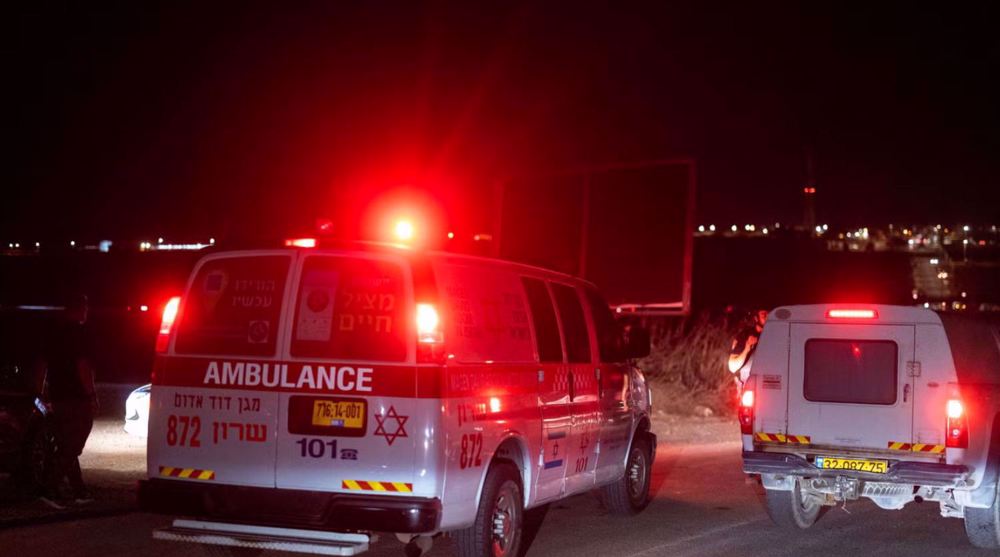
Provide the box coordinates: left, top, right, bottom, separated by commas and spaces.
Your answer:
149, 252, 293, 488
274, 252, 424, 496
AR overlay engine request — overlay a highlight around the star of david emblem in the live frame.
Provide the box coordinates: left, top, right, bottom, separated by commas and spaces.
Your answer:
373, 405, 409, 446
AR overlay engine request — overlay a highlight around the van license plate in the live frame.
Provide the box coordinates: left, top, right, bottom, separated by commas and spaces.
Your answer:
814, 456, 888, 474
311, 400, 366, 429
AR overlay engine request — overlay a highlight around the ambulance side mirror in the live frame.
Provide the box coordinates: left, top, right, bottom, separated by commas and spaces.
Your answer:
622, 324, 650, 360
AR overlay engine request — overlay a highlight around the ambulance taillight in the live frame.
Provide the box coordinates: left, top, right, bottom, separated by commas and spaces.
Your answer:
416, 303, 445, 363
156, 296, 181, 353
946, 398, 969, 449
739, 383, 755, 435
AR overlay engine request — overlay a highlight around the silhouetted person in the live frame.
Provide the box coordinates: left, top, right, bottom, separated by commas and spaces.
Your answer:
728, 309, 768, 388
41, 295, 97, 507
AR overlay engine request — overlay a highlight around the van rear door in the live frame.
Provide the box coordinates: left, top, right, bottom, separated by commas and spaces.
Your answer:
787, 323, 915, 451
274, 253, 422, 495
149, 253, 292, 488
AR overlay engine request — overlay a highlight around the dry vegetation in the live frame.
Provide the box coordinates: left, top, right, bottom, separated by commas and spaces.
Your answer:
637, 315, 738, 416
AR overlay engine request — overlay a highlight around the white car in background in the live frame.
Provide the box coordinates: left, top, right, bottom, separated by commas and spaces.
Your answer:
124, 384, 150, 437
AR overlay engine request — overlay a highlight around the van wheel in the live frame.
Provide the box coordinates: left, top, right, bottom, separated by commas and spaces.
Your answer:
764, 479, 824, 529
454, 463, 524, 557
601, 433, 653, 515
964, 482, 1000, 548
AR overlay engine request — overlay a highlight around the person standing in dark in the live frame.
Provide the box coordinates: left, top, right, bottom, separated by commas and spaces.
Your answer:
41, 294, 98, 507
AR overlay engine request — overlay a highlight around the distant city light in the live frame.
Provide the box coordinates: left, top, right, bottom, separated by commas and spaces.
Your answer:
730, 225, 738, 232
929, 258, 939, 265
822, 224, 828, 231
69, 240, 76, 247
34, 242, 40, 248
744, 224, 752, 231
447, 231, 455, 239
698, 225, 705, 232
158, 237, 164, 244
762, 228, 769, 235
961, 292, 967, 298
963, 225, 970, 232
209, 238, 216, 245
709, 224, 716, 232
139, 305, 149, 312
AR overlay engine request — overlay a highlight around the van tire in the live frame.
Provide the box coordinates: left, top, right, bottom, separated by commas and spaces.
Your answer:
764, 479, 823, 530
601, 433, 653, 515
964, 481, 1000, 548
454, 462, 524, 557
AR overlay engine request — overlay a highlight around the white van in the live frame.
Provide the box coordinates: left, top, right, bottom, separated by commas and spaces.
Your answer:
741, 304, 1000, 547
139, 243, 654, 556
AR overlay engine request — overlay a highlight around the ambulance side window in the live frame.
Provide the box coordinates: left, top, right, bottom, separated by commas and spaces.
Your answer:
522, 278, 563, 363
175, 256, 290, 356
584, 287, 623, 362
551, 283, 591, 363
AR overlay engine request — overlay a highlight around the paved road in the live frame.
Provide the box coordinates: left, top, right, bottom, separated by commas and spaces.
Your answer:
0, 438, 985, 557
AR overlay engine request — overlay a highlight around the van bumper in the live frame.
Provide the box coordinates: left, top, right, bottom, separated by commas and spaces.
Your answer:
138, 479, 441, 534
742, 451, 970, 487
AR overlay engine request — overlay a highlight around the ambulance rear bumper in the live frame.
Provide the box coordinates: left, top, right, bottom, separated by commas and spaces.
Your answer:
743, 451, 970, 486
138, 479, 441, 534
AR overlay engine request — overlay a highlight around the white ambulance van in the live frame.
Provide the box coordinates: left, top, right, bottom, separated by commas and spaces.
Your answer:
741, 304, 1000, 547
139, 242, 655, 556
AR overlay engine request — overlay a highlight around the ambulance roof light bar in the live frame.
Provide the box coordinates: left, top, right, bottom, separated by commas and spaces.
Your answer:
285, 238, 317, 248
827, 308, 878, 319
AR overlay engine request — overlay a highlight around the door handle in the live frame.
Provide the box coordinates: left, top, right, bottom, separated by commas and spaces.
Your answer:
903, 384, 911, 403
568, 371, 576, 401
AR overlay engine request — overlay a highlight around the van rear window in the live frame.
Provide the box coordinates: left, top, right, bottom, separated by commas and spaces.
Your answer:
290, 256, 408, 362
175, 256, 291, 356
804, 339, 898, 405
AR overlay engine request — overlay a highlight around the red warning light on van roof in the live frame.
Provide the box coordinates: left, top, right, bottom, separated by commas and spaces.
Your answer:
827, 308, 878, 319
285, 238, 317, 248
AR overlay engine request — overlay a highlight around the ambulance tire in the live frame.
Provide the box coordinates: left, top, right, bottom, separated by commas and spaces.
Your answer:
454, 462, 524, 557
964, 481, 1000, 548
764, 479, 823, 530
601, 433, 653, 516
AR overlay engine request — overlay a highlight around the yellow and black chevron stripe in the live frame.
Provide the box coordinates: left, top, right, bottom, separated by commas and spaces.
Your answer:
342, 480, 413, 493
754, 432, 811, 445
159, 466, 215, 480
888, 441, 945, 453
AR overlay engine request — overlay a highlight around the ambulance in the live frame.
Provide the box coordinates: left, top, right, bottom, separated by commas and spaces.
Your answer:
139, 241, 655, 556
741, 304, 1000, 547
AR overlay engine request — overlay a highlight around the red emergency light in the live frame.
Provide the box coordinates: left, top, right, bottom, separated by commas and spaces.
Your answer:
156, 296, 181, 353
827, 309, 878, 319
285, 238, 317, 248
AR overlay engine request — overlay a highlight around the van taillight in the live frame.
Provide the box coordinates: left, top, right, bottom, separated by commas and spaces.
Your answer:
416, 303, 445, 363
827, 308, 878, 319
946, 398, 968, 448
156, 296, 181, 353
739, 385, 755, 435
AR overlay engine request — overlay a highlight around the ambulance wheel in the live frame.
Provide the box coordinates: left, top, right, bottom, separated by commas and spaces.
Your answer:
601, 433, 652, 515
964, 481, 1000, 548
454, 462, 524, 557
764, 479, 823, 530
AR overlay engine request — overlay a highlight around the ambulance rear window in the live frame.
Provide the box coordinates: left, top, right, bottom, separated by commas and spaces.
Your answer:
175, 256, 291, 356
290, 256, 408, 362
804, 339, 898, 405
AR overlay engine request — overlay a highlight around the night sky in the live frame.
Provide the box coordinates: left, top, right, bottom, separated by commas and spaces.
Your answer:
5, 3, 1000, 243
